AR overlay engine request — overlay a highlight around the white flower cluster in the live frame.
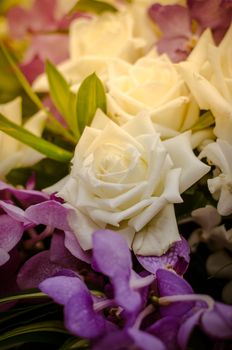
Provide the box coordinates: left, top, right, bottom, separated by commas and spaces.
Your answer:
41, 2, 232, 256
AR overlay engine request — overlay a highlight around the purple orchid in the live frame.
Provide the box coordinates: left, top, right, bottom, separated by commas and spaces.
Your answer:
24, 199, 91, 262
91, 230, 144, 315
137, 235, 190, 275
39, 230, 155, 340
0, 248, 21, 311
38, 230, 232, 349
155, 269, 232, 349
0, 182, 43, 266
17, 230, 88, 290
93, 328, 166, 350
0, 183, 89, 297
148, 0, 232, 62
0, 213, 24, 266
0, 180, 49, 207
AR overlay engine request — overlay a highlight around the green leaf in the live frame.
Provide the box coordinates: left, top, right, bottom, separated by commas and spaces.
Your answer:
70, 0, 117, 14
0, 302, 58, 329
0, 45, 44, 111
59, 337, 90, 350
76, 72, 107, 133
0, 113, 73, 162
0, 290, 47, 305
46, 60, 80, 138
0, 321, 68, 350
192, 110, 215, 132
0, 44, 76, 143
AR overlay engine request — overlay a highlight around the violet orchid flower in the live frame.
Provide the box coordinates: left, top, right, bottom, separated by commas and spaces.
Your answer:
0, 185, 89, 294
0, 180, 49, 207
0, 181, 49, 266
39, 230, 155, 341
17, 199, 92, 290
154, 269, 232, 349
137, 235, 190, 275
17, 230, 89, 290
24, 199, 91, 262
40, 275, 109, 339
148, 0, 232, 62
38, 230, 232, 349
0, 212, 24, 266
93, 328, 166, 350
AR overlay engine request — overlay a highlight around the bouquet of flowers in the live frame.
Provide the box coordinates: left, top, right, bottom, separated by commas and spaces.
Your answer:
0, 0, 232, 349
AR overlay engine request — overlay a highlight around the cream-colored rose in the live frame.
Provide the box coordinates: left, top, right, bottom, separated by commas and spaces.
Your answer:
50, 110, 209, 256
33, 11, 145, 91
177, 27, 232, 144
106, 50, 199, 139
200, 139, 232, 216
0, 97, 46, 178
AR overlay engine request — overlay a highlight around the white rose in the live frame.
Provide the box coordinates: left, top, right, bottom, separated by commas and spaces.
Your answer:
52, 110, 209, 256
106, 51, 199, 139
33, 11, 145, 92
0, 97, 46, 178
177, 27, 232, 144
200, 139, 232, 216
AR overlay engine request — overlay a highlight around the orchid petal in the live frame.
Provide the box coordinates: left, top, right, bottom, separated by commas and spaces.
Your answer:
25, 200, 71, 231
201, 302, 232, 339
148, 316, 180, 350
92, 230, 142, 313
17, 251, 65, 289
137, 236, 190, 275
156, 269, 194, 317
0, 214, 24, 264
64, 292, 106, 339
39, 275, 87, 306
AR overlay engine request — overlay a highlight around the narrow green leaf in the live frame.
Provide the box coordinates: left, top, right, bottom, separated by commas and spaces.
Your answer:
46, 60, 80, 138
0, 302, 56, 327
0, 290, 47, 305
59, 337, 90, 350
0, 321, 67, 339
76, 72, 107, 133
0, 44, 44, 110
70, 0, 117, 14
0, 44, 76, 143
0, 113, 73, 162
192, 110, 215, 131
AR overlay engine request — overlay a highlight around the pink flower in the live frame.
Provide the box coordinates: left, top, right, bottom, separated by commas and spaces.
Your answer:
148, 0, 232, 62
7, 0, 83, 82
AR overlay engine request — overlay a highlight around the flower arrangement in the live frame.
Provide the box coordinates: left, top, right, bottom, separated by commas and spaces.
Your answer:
0, 0, 232, 349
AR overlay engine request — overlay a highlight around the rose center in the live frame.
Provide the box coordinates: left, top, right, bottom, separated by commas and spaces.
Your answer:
93, 143, 147, 183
